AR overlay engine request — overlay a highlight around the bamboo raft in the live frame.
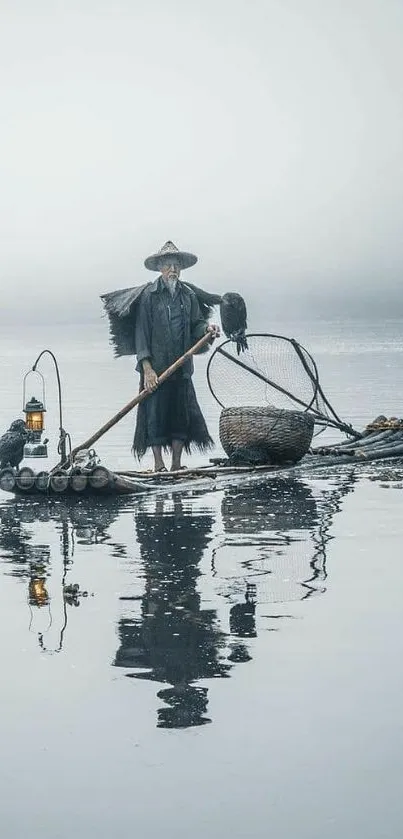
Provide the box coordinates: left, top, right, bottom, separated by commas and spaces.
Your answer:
1, 417, 403, 499
2, 326, 403, 500
0, 461, 280, 498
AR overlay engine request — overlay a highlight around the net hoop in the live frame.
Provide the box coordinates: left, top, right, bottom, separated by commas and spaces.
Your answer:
207, 333, 321, 413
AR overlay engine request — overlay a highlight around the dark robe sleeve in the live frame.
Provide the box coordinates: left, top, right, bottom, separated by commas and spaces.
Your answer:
135, 294, 152, 371
190, 293, 210, 354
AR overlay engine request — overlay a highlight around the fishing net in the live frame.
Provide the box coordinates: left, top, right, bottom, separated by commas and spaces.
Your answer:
207, 333, 357, 437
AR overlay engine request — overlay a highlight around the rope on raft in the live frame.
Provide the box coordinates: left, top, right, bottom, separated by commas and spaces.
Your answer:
362, 415, 403, 433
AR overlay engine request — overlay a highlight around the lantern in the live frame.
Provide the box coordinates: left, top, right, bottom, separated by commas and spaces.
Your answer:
22, 371, 48, 458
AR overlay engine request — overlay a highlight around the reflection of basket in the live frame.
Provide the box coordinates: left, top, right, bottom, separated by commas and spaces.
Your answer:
221, 480, 318, 534
219, 406, 314, 464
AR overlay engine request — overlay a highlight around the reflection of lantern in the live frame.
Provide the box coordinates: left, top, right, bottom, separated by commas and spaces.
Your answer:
29, 577, 49, 607
22, 370, 48, 458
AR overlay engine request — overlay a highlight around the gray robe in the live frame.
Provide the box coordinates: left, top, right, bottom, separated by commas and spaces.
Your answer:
133, 278, 214, 458
134, 277, 210, 376
101, 277, 220, 459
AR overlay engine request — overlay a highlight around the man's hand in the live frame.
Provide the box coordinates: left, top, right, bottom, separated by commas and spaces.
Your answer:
206, 323, 221, 340
143, 362, 159, 392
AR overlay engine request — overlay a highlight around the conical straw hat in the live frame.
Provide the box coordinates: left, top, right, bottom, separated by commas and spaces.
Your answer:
144, 240, 198, 271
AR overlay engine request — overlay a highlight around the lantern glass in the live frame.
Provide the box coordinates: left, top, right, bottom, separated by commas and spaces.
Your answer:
26, 411, 44, 432
24, 397, 46, 433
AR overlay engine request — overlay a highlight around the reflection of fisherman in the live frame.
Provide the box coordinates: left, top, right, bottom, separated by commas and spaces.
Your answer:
114, 496, 230, 728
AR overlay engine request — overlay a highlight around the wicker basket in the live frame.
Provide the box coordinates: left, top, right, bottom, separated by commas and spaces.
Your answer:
219, 406, 314, 465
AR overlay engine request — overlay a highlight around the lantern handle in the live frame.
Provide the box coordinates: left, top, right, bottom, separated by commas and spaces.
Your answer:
22, 369, 46, 410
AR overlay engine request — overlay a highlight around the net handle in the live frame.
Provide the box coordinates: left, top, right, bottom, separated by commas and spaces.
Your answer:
290, 338, 343, 425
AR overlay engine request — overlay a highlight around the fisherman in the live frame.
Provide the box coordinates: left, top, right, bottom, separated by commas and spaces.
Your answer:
132, 241, 220, 472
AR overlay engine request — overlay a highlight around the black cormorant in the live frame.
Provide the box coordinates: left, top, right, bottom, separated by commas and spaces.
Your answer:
219, 292, 248, 354
0, 419, 28, 469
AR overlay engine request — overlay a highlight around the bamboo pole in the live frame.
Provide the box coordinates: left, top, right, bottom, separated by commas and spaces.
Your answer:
57, 331, 214, 468
298, 443, 403, 470
114, 463, 280, 481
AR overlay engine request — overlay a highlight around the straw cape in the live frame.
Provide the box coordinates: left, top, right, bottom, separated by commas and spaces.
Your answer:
100, 241, 222, 357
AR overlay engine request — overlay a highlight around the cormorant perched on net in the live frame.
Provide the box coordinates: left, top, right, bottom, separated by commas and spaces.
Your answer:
0, 419, 28, 469
219, 292, 248, 354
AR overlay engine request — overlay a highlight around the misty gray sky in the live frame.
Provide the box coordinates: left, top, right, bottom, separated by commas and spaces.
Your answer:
1, 0, 402, 322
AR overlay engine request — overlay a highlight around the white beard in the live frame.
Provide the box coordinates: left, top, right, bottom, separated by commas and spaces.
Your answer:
166, 278, 177, 296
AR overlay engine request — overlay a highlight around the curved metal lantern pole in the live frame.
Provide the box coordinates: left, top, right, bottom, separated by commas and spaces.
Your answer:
56, 330, 215, 469
32, 349, 68, 463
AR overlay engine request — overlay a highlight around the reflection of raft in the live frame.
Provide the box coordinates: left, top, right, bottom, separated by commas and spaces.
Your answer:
1, 418, 403, 498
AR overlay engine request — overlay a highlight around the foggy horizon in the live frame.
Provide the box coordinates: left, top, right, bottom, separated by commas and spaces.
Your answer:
2, 282, 403, 330
1, 0, 402, 325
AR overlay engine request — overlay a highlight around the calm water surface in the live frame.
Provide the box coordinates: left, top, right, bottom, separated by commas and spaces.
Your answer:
0, 318, 402, 838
